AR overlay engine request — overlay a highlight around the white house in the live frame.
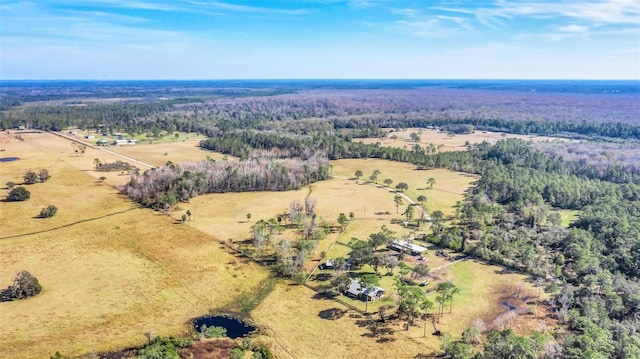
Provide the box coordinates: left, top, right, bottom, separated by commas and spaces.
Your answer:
346, 279, 385, 301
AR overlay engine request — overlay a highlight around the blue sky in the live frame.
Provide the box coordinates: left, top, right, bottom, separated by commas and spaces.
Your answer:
1, 0, 639, 79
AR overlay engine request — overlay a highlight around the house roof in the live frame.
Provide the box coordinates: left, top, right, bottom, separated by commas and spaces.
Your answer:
389, 239, 428, 254
347, 279, 384, 298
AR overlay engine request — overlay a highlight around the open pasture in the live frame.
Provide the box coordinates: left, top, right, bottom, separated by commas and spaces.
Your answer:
253, 259, 545, 359
0, 133, 137, 237
3, 131, 152, 186
331, 158, 479, 217
176, 176, 417, 269
356, 128, 564, 153
106, 134, 227, 167
0, 134, 269, 358
178, 157, 476, 266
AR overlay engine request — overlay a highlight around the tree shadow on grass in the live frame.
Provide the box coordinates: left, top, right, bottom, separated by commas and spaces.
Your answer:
355, 317, 396, 343
313, 273, 332, 282
414, 354, 442, 358
318, 308, 346, 320
313, 291, 338, 300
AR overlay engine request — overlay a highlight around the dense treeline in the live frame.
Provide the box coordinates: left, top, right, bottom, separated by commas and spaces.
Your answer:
434, 144, 640, 358
123, 152, 329, 209
3, 87, 640, 140
339, 117, 640, 140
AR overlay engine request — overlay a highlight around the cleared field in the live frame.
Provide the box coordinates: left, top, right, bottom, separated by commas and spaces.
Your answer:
107, 135, 227, 167
252, 284, 434, 359
356, 128, 564, 152
3, 132, 152, 187
0, 134, 269, 359
253, 260, 545, 359
331, 158, 479, 217
178, 158, 475, 264
177, 177, 417, 270
436, 259, 546, 336
558, 209, 579, 227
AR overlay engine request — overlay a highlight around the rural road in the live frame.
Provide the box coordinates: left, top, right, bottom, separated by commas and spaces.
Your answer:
53, 131, 156, 169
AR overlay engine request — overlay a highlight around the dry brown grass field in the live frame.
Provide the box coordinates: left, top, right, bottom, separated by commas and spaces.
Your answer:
0, 133, 269, 358
253, 259, 546, 359
356, 128, 563, 152
107, 135, 226, 167
0, 132, 548, 358
3, 131, 153, 186
331, 158, 479, 217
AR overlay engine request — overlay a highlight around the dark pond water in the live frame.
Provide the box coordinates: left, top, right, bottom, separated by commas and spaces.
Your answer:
501, 301, 517, 311
0, 157, 19, 162
193, 316, 255, 338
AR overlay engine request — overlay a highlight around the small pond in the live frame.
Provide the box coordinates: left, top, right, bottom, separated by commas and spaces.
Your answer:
193, 316, 256, 338
501, 301, 517, 311
0, 157, 19, 163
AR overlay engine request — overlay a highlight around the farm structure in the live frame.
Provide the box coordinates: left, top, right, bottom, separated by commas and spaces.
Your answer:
345, 279, 385, 301
388, 239, 428, 256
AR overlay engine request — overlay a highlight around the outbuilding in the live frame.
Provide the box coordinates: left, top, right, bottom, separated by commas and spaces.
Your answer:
388, 239, 428, 256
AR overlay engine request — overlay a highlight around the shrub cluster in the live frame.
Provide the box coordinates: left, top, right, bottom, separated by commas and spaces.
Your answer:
0, 270, 42, 302
6, 186, 30, 201
39, 205, 58, 218
24, 169, 50, 184
96, 160, 134, 172
200, 325, 227, 338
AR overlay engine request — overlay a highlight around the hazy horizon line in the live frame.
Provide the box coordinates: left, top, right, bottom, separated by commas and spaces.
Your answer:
2, 78, 639, 82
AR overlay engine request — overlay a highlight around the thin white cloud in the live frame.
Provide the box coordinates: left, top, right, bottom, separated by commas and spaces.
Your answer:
391, 8, 420, 18
396, 19, 461, 38
431, 0, 640, 33
487, 0, 639, 24
64, 9, 151, 23
559, 24, 590, 33
428, 6, 506, 29
435, 15, 475, 32
186, 1, 309, 15
80, 0, 180, 11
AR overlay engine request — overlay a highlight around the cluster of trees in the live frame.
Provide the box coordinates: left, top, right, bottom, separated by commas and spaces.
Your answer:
94, 159, 134, 172
6, 169, 53, 202
6, 186, 30, 201
137, 336, 192, 359
38, 205, 58, 218
123, 153, 329, 209
0, 270, 42, 302
23, 169, 50, 184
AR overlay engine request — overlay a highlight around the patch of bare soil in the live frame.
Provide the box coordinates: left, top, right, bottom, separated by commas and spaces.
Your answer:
180, 339, 237, 359
484, 283, 559, 335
